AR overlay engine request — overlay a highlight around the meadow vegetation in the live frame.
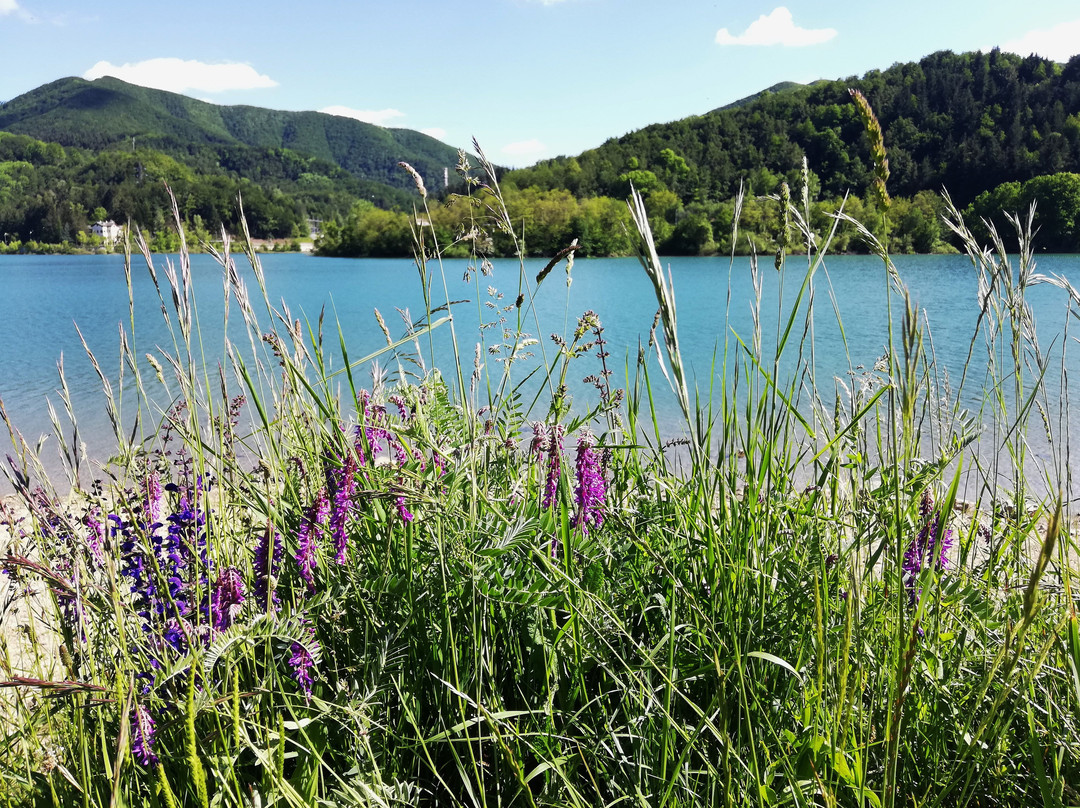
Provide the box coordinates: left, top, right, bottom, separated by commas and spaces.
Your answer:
1, 117, 1079, 808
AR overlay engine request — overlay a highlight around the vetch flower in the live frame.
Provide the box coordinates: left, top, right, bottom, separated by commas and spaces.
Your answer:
902, 492, 954, 605
144, 472, 164, 536
211, 566, 245, 631
132, 705, 158, 766
396, 494, 414, 523
529, 421, 548, 458
329, 456, 358, 565
289, 639, 318, 698
86, 507, 106, 565
295, 490, 328, 590
253, 522, 282, 611
573, 429, 606, 533
542, 424, 564, 510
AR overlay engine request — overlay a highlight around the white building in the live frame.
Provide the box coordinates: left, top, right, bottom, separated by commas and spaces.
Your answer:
91, 220, 123, 244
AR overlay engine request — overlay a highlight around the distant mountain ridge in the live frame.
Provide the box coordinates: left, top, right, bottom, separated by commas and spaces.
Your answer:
506, 49, 1080, 207
712, 81, 809, 112
0, 76, 459, 193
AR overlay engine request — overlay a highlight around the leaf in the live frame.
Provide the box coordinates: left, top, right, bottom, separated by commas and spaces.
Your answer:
748, 651, 804, 684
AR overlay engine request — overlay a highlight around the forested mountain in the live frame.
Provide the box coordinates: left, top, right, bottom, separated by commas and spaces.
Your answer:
0, 77, 466, 249
506, 49, 1080, 207
0, 129, 407, 248
0, 76, 459, 193
6, 50, 1080, 256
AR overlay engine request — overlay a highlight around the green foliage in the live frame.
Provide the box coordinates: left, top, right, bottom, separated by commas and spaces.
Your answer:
0, 76, 462, 250
315, 199, 414, 257
505, 49, 1080, 209
0, 76, 459, 197
966, 172, 1080, 250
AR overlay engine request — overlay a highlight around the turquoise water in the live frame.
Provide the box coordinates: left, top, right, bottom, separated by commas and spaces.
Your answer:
2, 251, 1079, 494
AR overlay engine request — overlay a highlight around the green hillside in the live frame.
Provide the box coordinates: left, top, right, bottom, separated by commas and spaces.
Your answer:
0, 77, 471, 250
507, 49, 1080, 206
713, 81, 808, 112
0, 76, 460, 193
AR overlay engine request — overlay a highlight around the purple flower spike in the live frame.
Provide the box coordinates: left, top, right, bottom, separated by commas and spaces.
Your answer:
902, 492, 955, 605
390, 394, 411, 422
253, 523, 283, 611
289, 640, 317, 698
132, 705, 158, 766
86, 507, 106, 565
330, 456, 358, 565
529, 421, 548, 458
212, 566, 246, 631
145, 472, 164, 532
295, 490, 328, 590
542, 424, 564, 510
573, 430, 606, 533
396, 495, 414, 523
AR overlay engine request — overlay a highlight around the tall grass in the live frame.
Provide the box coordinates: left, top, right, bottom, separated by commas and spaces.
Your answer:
0, 139, 1078, 808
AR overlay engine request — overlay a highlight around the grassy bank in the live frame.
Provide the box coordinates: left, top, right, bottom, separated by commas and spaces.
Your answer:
1, 139, 1078, 807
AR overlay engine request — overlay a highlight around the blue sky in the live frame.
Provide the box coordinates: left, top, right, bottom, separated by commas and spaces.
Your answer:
2, 1, 1079, 166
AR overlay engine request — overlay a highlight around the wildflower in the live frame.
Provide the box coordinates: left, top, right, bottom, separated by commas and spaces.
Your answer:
356, 389, 398, 465
543, 424, 564, 510
132, 705, 158, 766
573, 430, 606, 533
211, 567, 245, 631
529, 421, 548, 458
295, 491, 328, 590
390, 394, 411, 423
329, 456, 357, 565
289, 639, 317, 698
165, 495, 210, 630
253, 523, 282, 611
902, 492, 954, 605
86, 507, 106, 565
396, 494, 414, 523
144, 472, 164, 534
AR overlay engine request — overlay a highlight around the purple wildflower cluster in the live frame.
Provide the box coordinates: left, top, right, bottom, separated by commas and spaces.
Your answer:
253, 523, 283, 611
329, 455, 358, 564
132, 704, 158, 766
295, 489, 328, 592
396, 494, 414, 523
211, 566, 245, 631
115, 476, 215, 662
85, 507, 106, 566
573, 430, 606, 533
902, 492, 954, 605
530, 422, 565, 509
356, 387, 434, 520
356, 390, 395, 465
289, 632, 319, 699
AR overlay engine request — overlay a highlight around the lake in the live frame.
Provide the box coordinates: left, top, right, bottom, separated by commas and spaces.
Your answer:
2, 250, 1079, 497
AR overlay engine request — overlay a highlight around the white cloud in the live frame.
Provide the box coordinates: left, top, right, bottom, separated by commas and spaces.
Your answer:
83, 58, 277, 93
1001, 19, 1080, 62
420, 127, 447, 140
501, 139, 547, 159
0, 0, 20, 15
716, 7, 836, 47
321, 105, 405, 126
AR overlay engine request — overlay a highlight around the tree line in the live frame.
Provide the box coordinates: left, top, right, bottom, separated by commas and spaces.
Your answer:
0, 131, 381, 251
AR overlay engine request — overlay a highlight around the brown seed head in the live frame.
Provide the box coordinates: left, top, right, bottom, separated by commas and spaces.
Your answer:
398, 162, 427, 199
